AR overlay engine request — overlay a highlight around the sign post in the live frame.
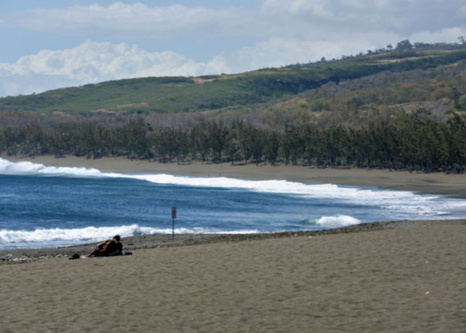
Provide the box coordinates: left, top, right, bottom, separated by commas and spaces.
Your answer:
171, 206, 177, 241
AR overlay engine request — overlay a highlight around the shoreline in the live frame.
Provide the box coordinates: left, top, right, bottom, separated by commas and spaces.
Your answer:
2, 154, 466, 261
2, 154, 466, 197
2, 155, 465, 331
1, 219, 464, 263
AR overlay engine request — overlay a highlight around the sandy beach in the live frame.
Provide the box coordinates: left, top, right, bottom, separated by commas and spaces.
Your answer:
1, 155, 466, 332
0, 220, 465, 332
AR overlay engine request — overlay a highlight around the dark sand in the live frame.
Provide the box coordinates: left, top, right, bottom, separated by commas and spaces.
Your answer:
1, 220, 465, 332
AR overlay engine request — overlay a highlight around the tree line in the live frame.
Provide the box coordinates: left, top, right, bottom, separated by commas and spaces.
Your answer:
1, 111, 465, 173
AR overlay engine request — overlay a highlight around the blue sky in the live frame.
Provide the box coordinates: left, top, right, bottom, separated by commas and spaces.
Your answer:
0, 0, 465, 97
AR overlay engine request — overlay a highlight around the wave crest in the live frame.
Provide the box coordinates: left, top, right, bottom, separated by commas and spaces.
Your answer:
0, 158, 104, 177
0, 224, 143, 245
316, 215, 361, 228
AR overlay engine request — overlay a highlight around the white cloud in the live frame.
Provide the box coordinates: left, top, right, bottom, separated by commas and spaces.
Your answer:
215, 34, 401, 73
0, 41, 229, 97
0, 35, 389, 98
260, 0, 466, 35
410, 27, 466, 45
214, 38, 341, 71
3, 3, 247, 38
1, 1, 465, 97
7, 1, 462, 40
457, 5, 466, 17
261, 0, 333, 18
2, 1, 464, 41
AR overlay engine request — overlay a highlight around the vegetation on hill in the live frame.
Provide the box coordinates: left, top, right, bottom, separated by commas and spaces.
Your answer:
1, 41, 465, 116
1, 40, 466, 173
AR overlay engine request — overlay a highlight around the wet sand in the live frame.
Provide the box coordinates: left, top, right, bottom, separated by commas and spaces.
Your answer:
1, 155, 466, 332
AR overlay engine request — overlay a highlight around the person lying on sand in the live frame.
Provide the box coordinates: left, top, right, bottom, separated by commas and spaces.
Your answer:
87, 235, 123, 258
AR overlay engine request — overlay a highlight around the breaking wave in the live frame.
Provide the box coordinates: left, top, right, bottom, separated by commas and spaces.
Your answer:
0, 157, 440, 207
316, 215, 361, 228
0, 224, 259, 250
1, 157, 466, 249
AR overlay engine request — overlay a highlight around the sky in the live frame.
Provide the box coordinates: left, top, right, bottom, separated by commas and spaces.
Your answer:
0, 1, 465, 98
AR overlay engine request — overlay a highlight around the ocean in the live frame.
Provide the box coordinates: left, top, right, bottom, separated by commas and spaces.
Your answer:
1, 157, 466, 250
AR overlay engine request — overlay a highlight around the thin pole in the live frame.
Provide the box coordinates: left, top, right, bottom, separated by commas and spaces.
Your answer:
172, 217, 175, 241
171, 206, 176, 241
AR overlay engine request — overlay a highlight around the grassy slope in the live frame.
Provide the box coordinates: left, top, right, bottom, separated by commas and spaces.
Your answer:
0, 48, 465, 116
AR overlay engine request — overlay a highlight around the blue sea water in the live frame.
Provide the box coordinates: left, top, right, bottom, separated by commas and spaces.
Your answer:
1, 157, 466, 250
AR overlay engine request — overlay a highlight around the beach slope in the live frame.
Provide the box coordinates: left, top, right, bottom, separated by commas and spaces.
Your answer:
1, 220, 465, 332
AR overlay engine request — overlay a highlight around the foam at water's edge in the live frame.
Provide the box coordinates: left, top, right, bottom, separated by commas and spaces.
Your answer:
316, 215, 361, 228
0, 158, 104, 177
0, 224, 260, 249
0, 157, 454, 212
0, 224, 141, 244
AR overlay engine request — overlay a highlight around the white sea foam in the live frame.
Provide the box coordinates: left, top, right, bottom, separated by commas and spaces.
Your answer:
0, 224, 259, 249
121, 173, 437, 213
0, 158, 104, 177
316, 215, 361, 228
0, 158, 440, 213
1, 157, 466, 231
0, 158, 433, 203
0, 224, 142, 244
383, 205, 446, 216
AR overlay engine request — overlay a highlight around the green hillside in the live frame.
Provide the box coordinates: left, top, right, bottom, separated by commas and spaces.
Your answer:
1, 45, 465, 116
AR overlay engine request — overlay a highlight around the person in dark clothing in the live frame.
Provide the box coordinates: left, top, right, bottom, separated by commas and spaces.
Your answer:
87, 235, 123, 257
